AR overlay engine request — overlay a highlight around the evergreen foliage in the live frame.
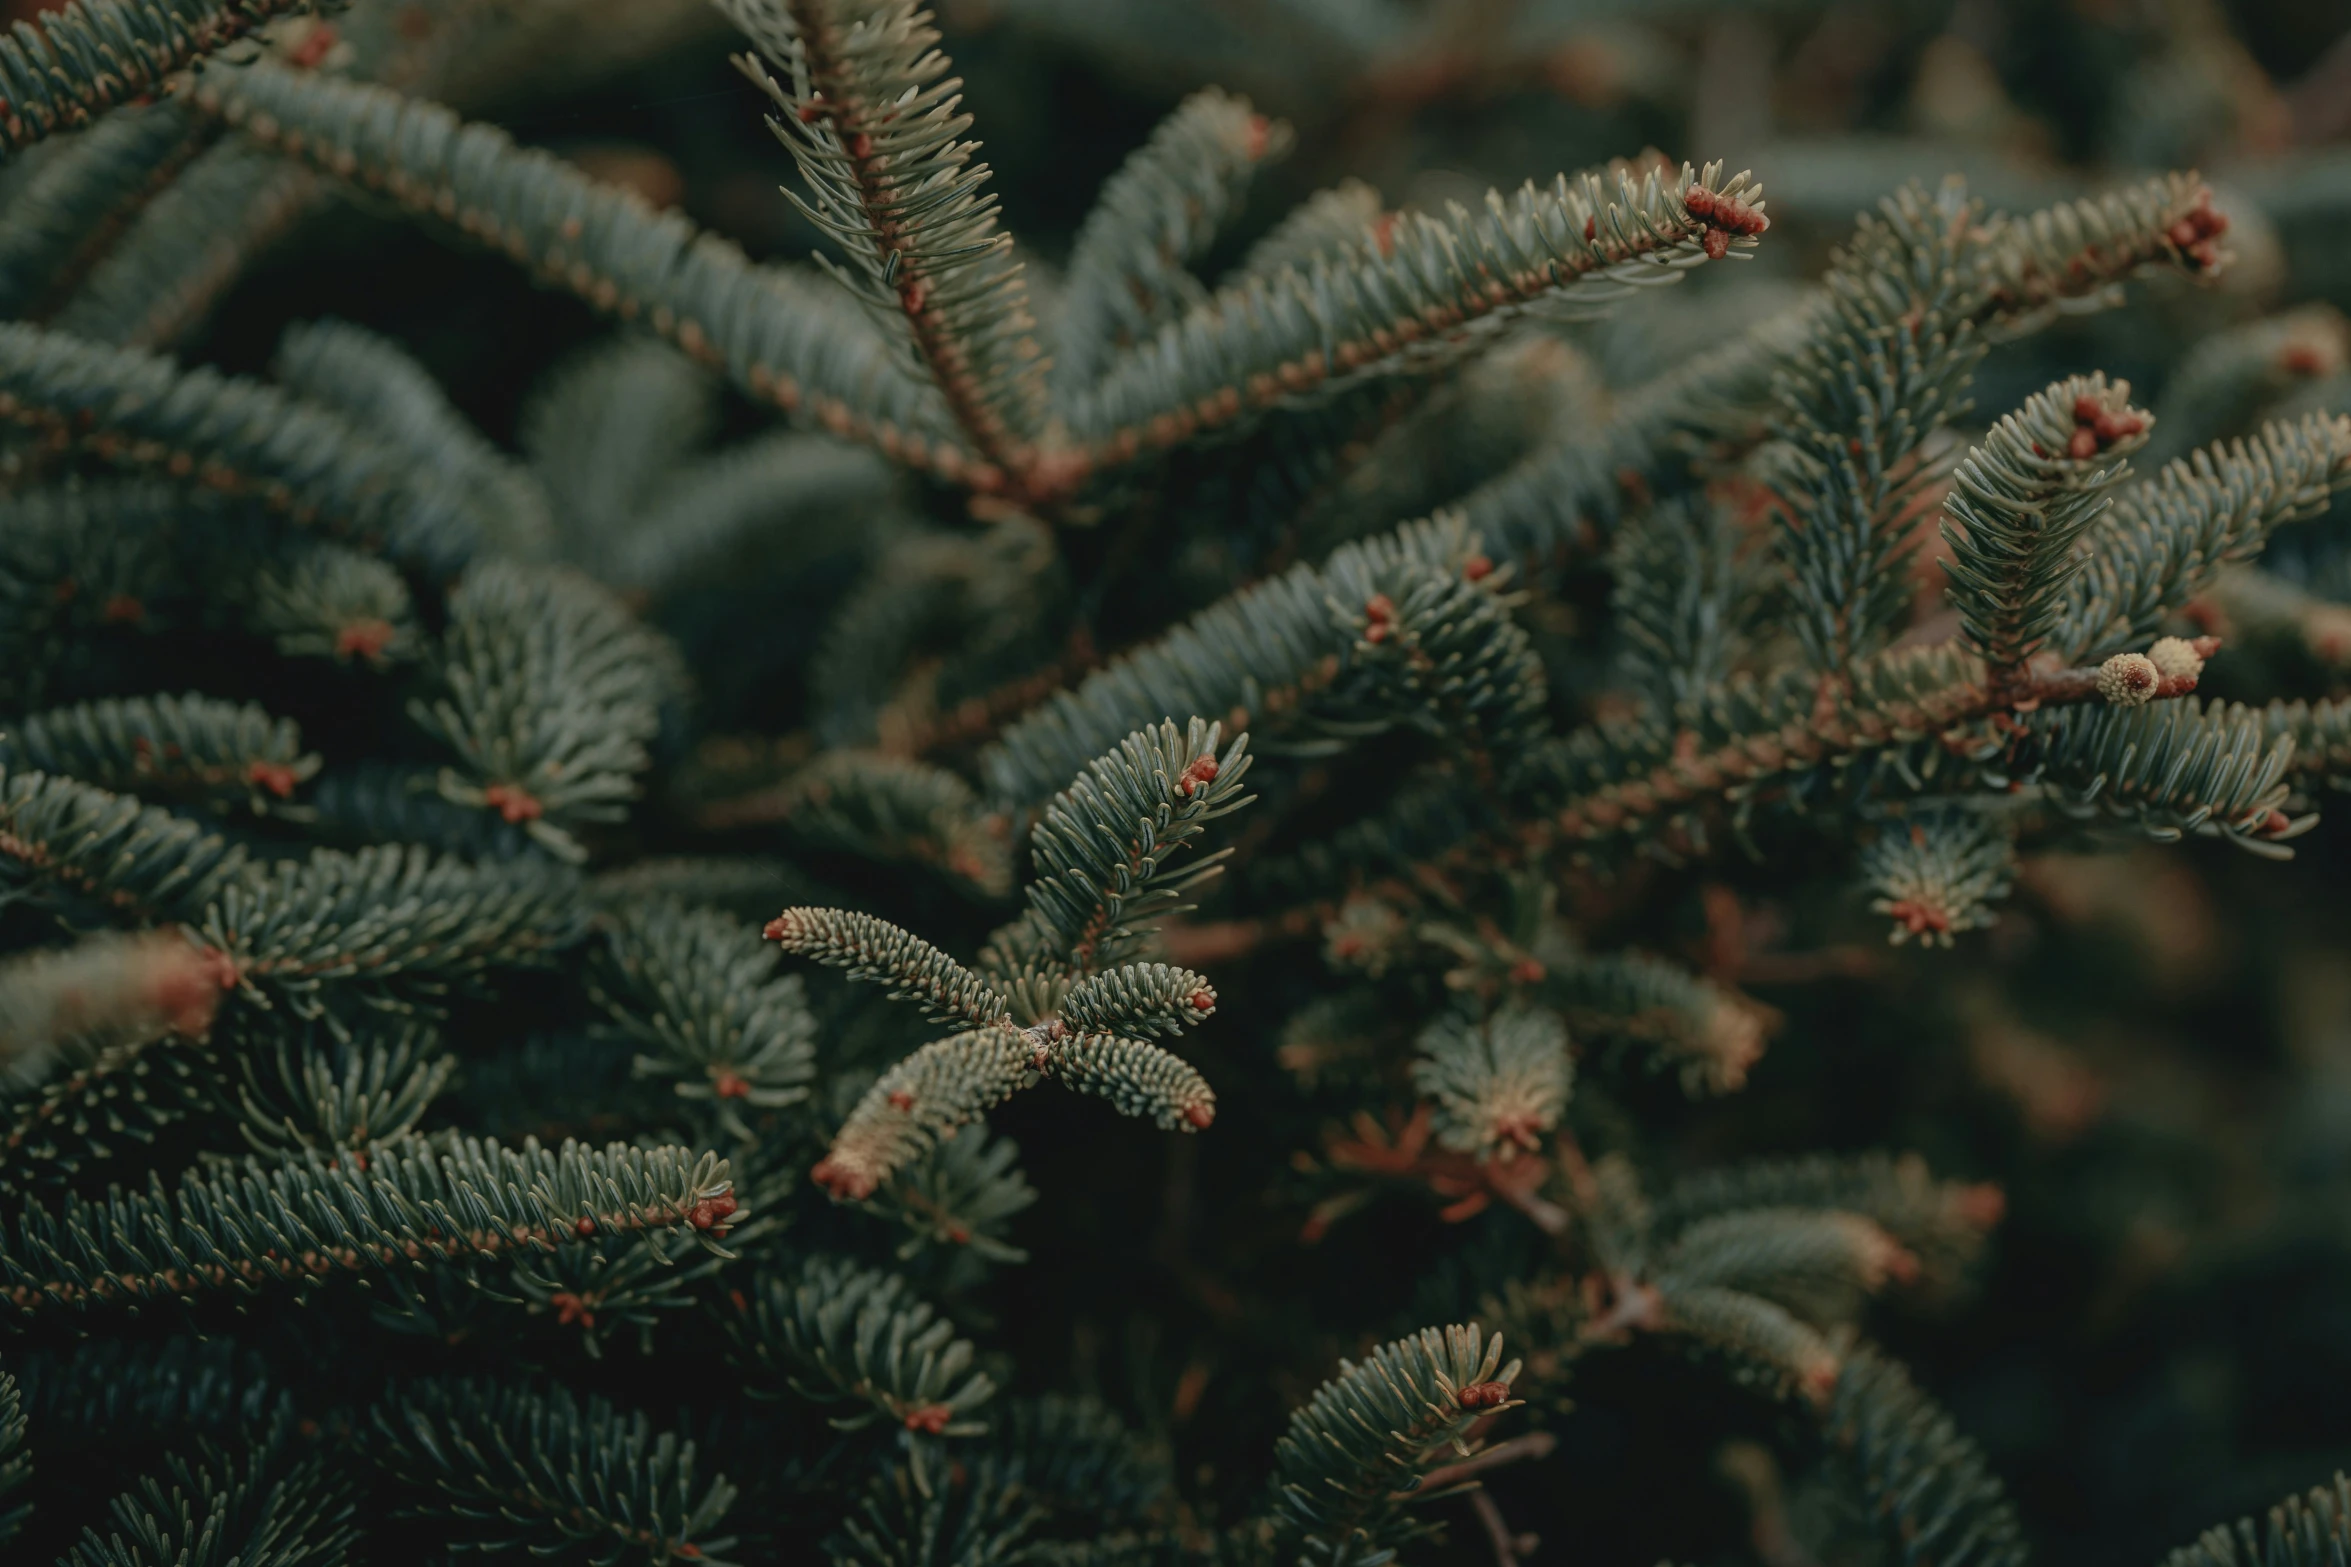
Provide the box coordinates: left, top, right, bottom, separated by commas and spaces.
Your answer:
2, 0, 2351, 1562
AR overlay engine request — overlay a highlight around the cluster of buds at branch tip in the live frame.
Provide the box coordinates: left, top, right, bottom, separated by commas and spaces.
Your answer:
2097, 635, 2210, 705
482, 783, 543, 823
1683, 184, 1768, 260
1456, 1380, 1514, 1409
334, 619, 395, 663
1363, 592, 1397, 643
2068, 393, 2147, 459
1176, 753, 1221, 796
247, 760, 300, 799
2167, 192, 2229, 271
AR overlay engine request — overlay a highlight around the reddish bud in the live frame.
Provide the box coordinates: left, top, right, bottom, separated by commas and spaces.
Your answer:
287, 22, 338, 66
1954, 1183, 2006, 1228
334, 619, 395, 662
902, 1404, 954, 1434
713, 1069, 752, 1099
101, 594, 144, 625
575, 1216, 597, 1238
814, 1157, 877, 1200
1463, 554, 1493, 581
1508, 958, 1545, 984
1243, 114, 1270, 160
247, 760, 299, 799
1189, 988, 1216, 1013
482, 783, 543, 823
1183, 1102, 1215, 1129
887, 1089, 915, 1111
1457, 1381, 1512, 1409
2068, 427, 2099, 460
1365, 593, 1395, 621
1364, 621, 1390, 643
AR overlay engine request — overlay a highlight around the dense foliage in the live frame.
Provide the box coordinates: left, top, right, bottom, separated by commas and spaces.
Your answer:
5, 0, 2351, 1563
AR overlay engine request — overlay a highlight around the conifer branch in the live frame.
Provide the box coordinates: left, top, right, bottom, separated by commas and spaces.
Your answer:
1042, 1033, 1216, 1132
590, 901, 820, 1134
184, 60, 980, 485
274, 319, 553, 560
0, 322, 484, 572
234, 1017, 452, 1159
2052, 411, 2351, 664
1272, 1322, 1521, 1567
988, 717, 1252, 978
409, 561, 676, 859
1654, 1284, 1842, 1402
0, 930, 223, 1068
1823, 1346, 2028, 1567
2161, 1473, 2351, 1567
1657, 1210, 1916, 1328
0, 766, 248, 925
1462, 172, 2227, 567
981, 515, 1508, 804
1411, 1005, 1572, 1163
733, 1257, 996, 1442
0, 693, 318, 815
245, 542, 418, 666
202, 844, 587, 997
1977, 171, 2229, 329
1052, 88, 1290, 399
1057, 962, 1217, 1039
1525, 638, 2249, 849
2268, 696, 2351, 795
701, 750, 1012, 898
765, 906, 1013, 1031
1543, 944, 1768, 1095
1941, 374, 2150, 700
0, 1367, 23, 1544
2027, 695, 2306, 855
520, 333, 717, 573
59, 1420, 358, 1567
0, 1134, 736, 1318
1769, 179, 1987, 675
1064, 161, 1767, 465
813, 1026, 1033, 1200
372, 1378, 739, 1564
0, 0, 325, 153
722, 0, 1051, 491
836, 1459, 1041, 1567
0, 101, 215, 321
883, 1124, 1034, 1265
50, 139, 321, 351
1859, 806, 2017, 946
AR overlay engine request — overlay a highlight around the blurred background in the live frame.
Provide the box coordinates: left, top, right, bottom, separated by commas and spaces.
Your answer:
22, 0, 2351, 1558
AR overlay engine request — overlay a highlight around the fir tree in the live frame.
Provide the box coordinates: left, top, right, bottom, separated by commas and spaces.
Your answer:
3, 0, 2351, 1563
